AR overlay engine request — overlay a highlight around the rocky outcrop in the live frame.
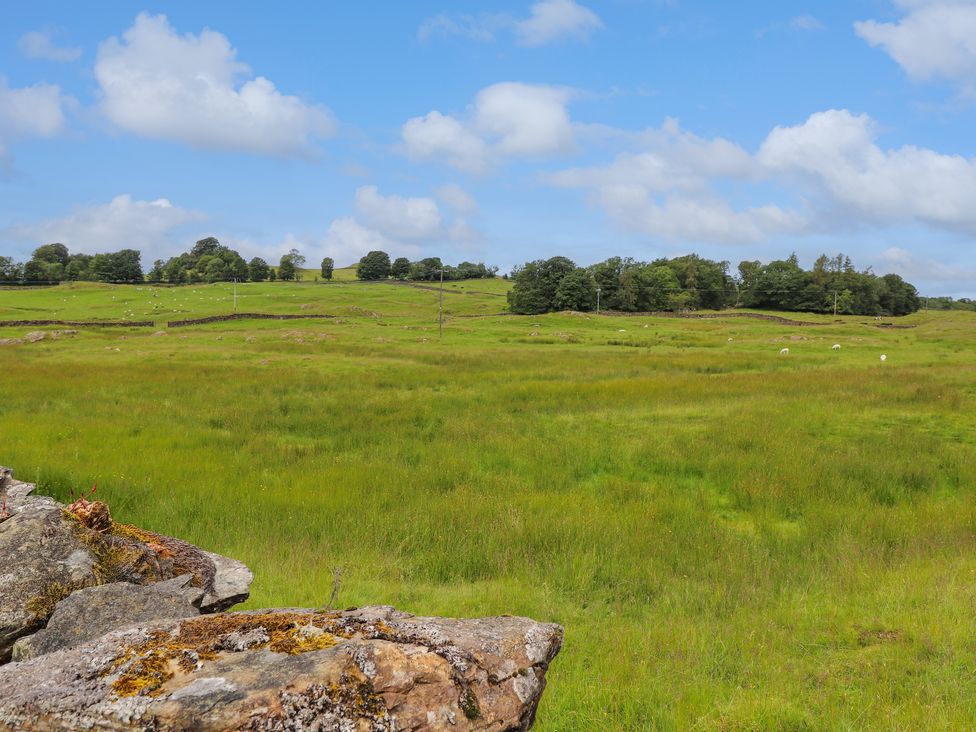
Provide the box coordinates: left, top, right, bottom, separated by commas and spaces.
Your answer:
11, 575, 203, 661
0, 466, 563, 730
0, 606, 563, 731
0, 468, 253, 662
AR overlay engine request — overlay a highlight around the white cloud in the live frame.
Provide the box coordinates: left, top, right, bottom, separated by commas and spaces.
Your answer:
855, 1, 976, 90
0, 195, 203, 262
514, 0, 604, 46
546, 109, 976, 242
758, 109, 976, 230
402, 111, 492, 173
0, 75, 72, 169
94, 13, 336, 156
436, 183, 479, 214
401, 82, 575, 172
0, 77, 69, 139
879, 245, 976, 284
418, 0, 602, 47
354, 186, 442, 241
18, 30, 83, 62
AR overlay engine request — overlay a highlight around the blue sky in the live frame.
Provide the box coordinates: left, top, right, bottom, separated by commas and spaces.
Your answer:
1, 0, 975, 296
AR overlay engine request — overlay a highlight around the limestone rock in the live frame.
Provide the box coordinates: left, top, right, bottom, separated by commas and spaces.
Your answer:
0, 606, 563, 731
12, 575, 204, 661
0, 466, 252, 663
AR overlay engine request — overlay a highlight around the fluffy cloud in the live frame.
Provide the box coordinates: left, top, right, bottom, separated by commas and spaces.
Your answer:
0, 76, 71, 169
18, 30, 83, 62
545, 119, 797, 242
436, 183, 479, 214
94, 13, 336, 156
547, 109, 976, 242
758, 109, 976, 230
354, 186, 443, 241
0, 195, 202, 261
402, 82, 575, 172
418, 0, 602, 46
514, 0, 604, 46
402, 111, 492, 173
855, 1, 976, 90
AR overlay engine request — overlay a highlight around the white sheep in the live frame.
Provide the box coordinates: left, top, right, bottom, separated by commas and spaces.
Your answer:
880, 354, 887, 362
728, 337, 734, 342
780, 347, 790, 355
831, 344, 841, 350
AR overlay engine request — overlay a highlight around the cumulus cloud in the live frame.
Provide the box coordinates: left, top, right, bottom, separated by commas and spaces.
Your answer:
402, 111, 492, 173
402, 82, 575, 172
354, 186, 443, 241
18, 30, 83, 62
879, 246, 976, 291
855, 1, 976, 90
546, 109, 976, 242
0, 75, 72, 169
544, 118, 797, 242
436, 183, 479, 214
0, 195, 203, 261
758, 109, 976, 230
514, 0, 604, 46
94, 13, 336, 156
418, 0, 602, 46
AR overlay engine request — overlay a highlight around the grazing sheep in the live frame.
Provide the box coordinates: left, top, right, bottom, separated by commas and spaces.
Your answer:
727, 337, 734, 342
880, 354, 887, 362
780, 347, 790, 355
831, 344, 841, 350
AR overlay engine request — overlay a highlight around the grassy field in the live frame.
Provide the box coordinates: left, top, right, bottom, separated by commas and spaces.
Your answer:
2, 278, 975, 730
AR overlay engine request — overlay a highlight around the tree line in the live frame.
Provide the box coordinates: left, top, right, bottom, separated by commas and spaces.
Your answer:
354, 250, 498, 282
0, 243, 142, 283
0, 238, 309, 285
507, 253, 921, 316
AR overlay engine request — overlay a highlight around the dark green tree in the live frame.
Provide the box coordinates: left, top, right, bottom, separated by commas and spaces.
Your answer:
320, 257, 334, 280
357, 250, 391, 280
390, 257, 411, 280
248, 257, 270, 281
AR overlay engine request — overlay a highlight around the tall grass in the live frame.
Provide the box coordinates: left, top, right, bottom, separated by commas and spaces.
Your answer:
1, 281, 975, 729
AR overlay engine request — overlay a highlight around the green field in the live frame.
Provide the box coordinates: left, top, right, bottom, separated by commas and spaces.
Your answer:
2, 277, 975, 730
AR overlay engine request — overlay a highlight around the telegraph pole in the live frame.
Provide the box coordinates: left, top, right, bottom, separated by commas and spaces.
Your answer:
596, 287, 601, 315
833, 290, 838, 316
233, 278, 238, 311
438, 268, 444, 338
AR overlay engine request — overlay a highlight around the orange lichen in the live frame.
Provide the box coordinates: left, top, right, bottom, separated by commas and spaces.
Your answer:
110, 613, 347, 697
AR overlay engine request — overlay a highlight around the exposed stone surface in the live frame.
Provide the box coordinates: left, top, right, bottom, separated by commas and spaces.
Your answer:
0, 465, 563, 729
12, 575, 203, 661
0, 606, 563, 731
0, 466, 253, 662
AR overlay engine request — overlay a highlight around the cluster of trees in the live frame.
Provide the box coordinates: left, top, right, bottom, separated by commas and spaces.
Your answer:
920, 296, 976, 312
507, 253, 921, 316
508, 254, 735, 314
354, 251, 498, 282
0, 243, 143, 283
738, 254, 920, 316
148, 239, 308, 284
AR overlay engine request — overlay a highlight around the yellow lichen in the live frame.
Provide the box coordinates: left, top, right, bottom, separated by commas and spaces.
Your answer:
110, 613, 346, 697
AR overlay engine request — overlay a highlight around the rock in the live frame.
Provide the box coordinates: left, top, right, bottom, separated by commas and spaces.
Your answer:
0, 606, 563, 731
0, 494, 99, 663
0, 467, 252, 662
12, 575, 203, 661
0, 338, 24, 346
24, 331, 46, 343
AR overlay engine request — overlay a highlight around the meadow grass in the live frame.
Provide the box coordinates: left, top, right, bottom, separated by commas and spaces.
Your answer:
1, 280, 975, 729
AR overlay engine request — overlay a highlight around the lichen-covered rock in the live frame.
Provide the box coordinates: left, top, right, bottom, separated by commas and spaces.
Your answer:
0, 467, 253, 663
0, 605, 563, 731
12, 575, 204, 662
